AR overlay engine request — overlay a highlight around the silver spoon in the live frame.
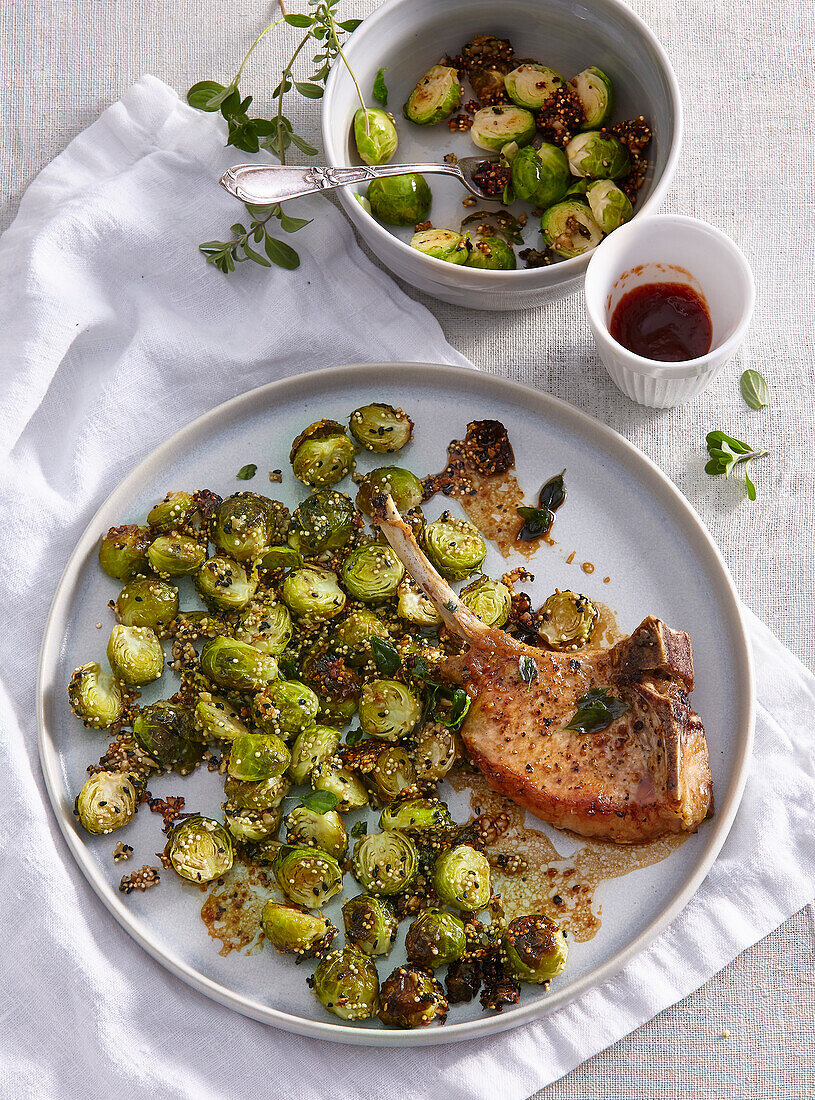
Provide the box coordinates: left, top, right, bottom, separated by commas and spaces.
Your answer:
219, 157, 503, 205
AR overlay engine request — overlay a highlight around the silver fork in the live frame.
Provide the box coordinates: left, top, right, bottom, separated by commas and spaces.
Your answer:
219, 157, 503, 205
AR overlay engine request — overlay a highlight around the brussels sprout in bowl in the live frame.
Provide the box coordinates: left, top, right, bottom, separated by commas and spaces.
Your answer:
321, 0, 681, 310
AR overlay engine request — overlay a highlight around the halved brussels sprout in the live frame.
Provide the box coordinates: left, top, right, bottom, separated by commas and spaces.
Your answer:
288, 490, 356, 556
75, 771, 138, 834
290, 419, 356, 489
147, 534, 207, 577
586, 179, 634, 233
223, 803, 281, 843
354, 107, 398, 165
503, 914, 569, 983
568, 66, 614, 129
405, 908, 467, 968
411, 722, 457, 781
261, 900, 337, 958
107, 624, 164, 685
282, 565, 347, 621
236, 597, 293, 656
342, 544, 405, 602
352, 830, 419, 895
228, 732, 290, 781
342, 893, 398, 956
541, 200, 604, 258
465, 235, 516, 270
147, 490, 196, 532
536, 589, 598, 650
469, 66, 508, 106
378, 964, 448, 1028
115, 578, 179, 632
470, 105, 536, 152
211, 492, 289, 560
433, 844, 491, 911
195, 555, 257, 611
98, 525, 151, 581
564, 178, 590, 199
349, 403, 414, 454
224, 774, 290, 811
397, 576, 443, 626
256, 545, 302, 573
510, 144, 570, 207
423, 512, 487, 581
356, 466, 425, 518
565, 130, 630, 179
367, 174, 432, 227
284, 806, 348, 861
359, 679, 421, 741
273, 845, 343, 908
67, 662, 125, 729
379, 796, 453, 834
504, 64, 564, 109
194, 692, 249, 741
333, 608, 390, 666
404, 64, 462, 125
288, 724, 342, 784
166, 815, 233, 883
370, 744, 417, 802
459, 575, 511, 627
133, 700, 202, 772
410, 228, 469, 265
254, 680, 320, 738
311, 947, 380, 1020
200, 636, 278, 691
311, 760, 370, 812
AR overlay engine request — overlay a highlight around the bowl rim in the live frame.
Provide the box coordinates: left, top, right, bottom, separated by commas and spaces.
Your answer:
321, 0, 684, 285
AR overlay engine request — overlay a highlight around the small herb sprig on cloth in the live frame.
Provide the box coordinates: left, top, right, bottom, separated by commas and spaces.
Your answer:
705, 431, 769, 502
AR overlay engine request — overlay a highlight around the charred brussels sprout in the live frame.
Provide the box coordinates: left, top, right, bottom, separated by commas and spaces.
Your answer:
433, 845, 491, 911
288, 724, 342, 784
367, 174, 432, 227
290, 419, 356, 488
586, 179, 633, 233
354, 107, 398, 165
254, 680, 320, 737
211, 492, 289, 560
223, 803, 281, 843
236, 597, 293, 655
349, 403, 414, 454
565, 130, 630, 179
352, 830, 419, 895
194, 692, 249, 741
503, 914, 569, 983
107, 624, 164, 685
273, 845, 343, 908
196, 555, 257, 611
147, 534, 207, 577
412, 722, 456, 781
404, 64, 462, 125
166, 815, 233, 883
379, 965, 448, 1028
341, 544, 404, 603
510, 144, 570, 207
282, 565, 346, 622
200, 636, 278, 691
311, 760, 370, 812
470, 105, 536, 152
342, 894, 398, 956
423, 513, 486, 581
405, 908, 467, 968
133, 701, 202, 772
459, 575, 511, 627
147, 490, 196, 532
334, 608, 390, 665
224, 774, 290, 811
397, 576, 442, 626
228, 732, 290, 781
410, 228, 469, 265
115, 578, 179, 632
98, 525, 151, 581
312, 947, 380, 1020
370, 745, 416, 802
284, 806, 348, 860
67, 662, 125, 729
541, 200, 604, 258
356, 466, 424, 516
359, 679, 421, 741
75, 771, 138, 834
288, 490, 356, 556
261, 900, 337, 958
536, 590, 598, 650
504, 63, 564, 109
568, 67, 614, 129
465, 236, 516, 271
379, 796, 453, 834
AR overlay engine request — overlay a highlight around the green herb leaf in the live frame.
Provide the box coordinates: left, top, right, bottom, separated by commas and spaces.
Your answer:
704, 430, 769, 500
518, 655, 538, 687
744, 466, 757, 502
371, 636, 402, 676
372, 67, 388, 107
437, 689, 471, 732
565, 688, 629, 735
351, 819, 368, 837
287, 132, 319, 155
538, 469, 567, 512
241, 240, 272, 267
277, 212, 313, 233
284, 13, 314, 26
294, 81, 324, 99
299, 790, 339, 815
516, 505, 554, 541
263, 235, 300, 269
236, 463, 257, 480
339, 18, 363, 31
187, 80, 228, 111
740, 369, 770, 410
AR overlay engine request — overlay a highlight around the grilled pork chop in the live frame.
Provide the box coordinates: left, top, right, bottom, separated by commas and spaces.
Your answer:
372, 495, 713, 844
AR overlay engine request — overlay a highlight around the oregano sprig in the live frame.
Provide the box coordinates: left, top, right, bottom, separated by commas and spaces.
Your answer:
704, 430, 769, 502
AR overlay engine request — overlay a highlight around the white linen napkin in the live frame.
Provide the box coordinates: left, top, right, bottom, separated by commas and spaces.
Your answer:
1, 77, 813, 1099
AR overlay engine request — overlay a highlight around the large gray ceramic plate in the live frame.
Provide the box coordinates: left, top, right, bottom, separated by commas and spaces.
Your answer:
38, 364, 753, 1046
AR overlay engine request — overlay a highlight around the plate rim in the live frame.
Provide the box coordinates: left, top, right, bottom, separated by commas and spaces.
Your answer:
38, 362, 754, 1047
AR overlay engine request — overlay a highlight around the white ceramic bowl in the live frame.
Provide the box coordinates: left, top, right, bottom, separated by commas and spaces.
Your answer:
322, 0, 683, 310
584, 214, 756, 407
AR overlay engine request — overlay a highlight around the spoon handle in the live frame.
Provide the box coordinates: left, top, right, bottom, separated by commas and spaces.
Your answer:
219, 162, 464, 205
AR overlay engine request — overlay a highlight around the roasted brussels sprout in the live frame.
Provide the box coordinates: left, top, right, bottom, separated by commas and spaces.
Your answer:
228, 732, 290, 781
282, 565, 347, 621
211, 492, 289, 560
341, 544, 404, 602
288, 724, 342, 785
410, 228, 469, 265
115, 577, 179, 632
98, 524, 151, 581
194, 692, 249, 741
459, 575, 511, 627
470, 105, 536, 152
510, 143, 570, 207
423, 513, 486, 581
333, 608, 390, 666
67, 662, 125, 729
503, 914, 569, 983
311, 947, 380, 1020
75, 771, 138, 834
404, 64, 462, 125
433, 845, 491, 911
359, 679, 421, 741
349, 403, 414, 454
284, 806, 348, 861
200, 636, 278, 691
342, 893, 398, 956
354, 107, 398, 165
146, 534, 207, 577
254, 679, 320, 737
355, 466, 424, 516
261, 900, 337, 958
564, 178, 590, 199
273, 845, 343, 908
196, 555, 257, 611
236, 597, 293, 656
224, 773, 290, 811
405, 908, 467, 968
352, 830, 419, 895
411, 722, 456, 781
565, 130, 630, 179
223, 803, 281, 843
397, 576, 442, 626
311, 759, 370, 812
445, 958, 482, 1004
166, 815, 233, 883
288, 490, 356, 556
504, 63, 564, 109
567, 66, 614, 129
586, 179, 633, 233
464, 235, 516, 271
366, 174, 432, 227
106, 624, 164, 685
256, 544, 302, 572
379, 796, 453, 834
147, 490, 196, 532
290, 419, 356, 489
536, 590, 598, 650
133, 701, 203, 772
379, 964, 448, 1028
541, 200, 604, 258
369, 744, 417, 802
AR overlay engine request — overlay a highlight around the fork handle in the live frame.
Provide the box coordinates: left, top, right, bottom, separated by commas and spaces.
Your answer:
219, 162, 464, 205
